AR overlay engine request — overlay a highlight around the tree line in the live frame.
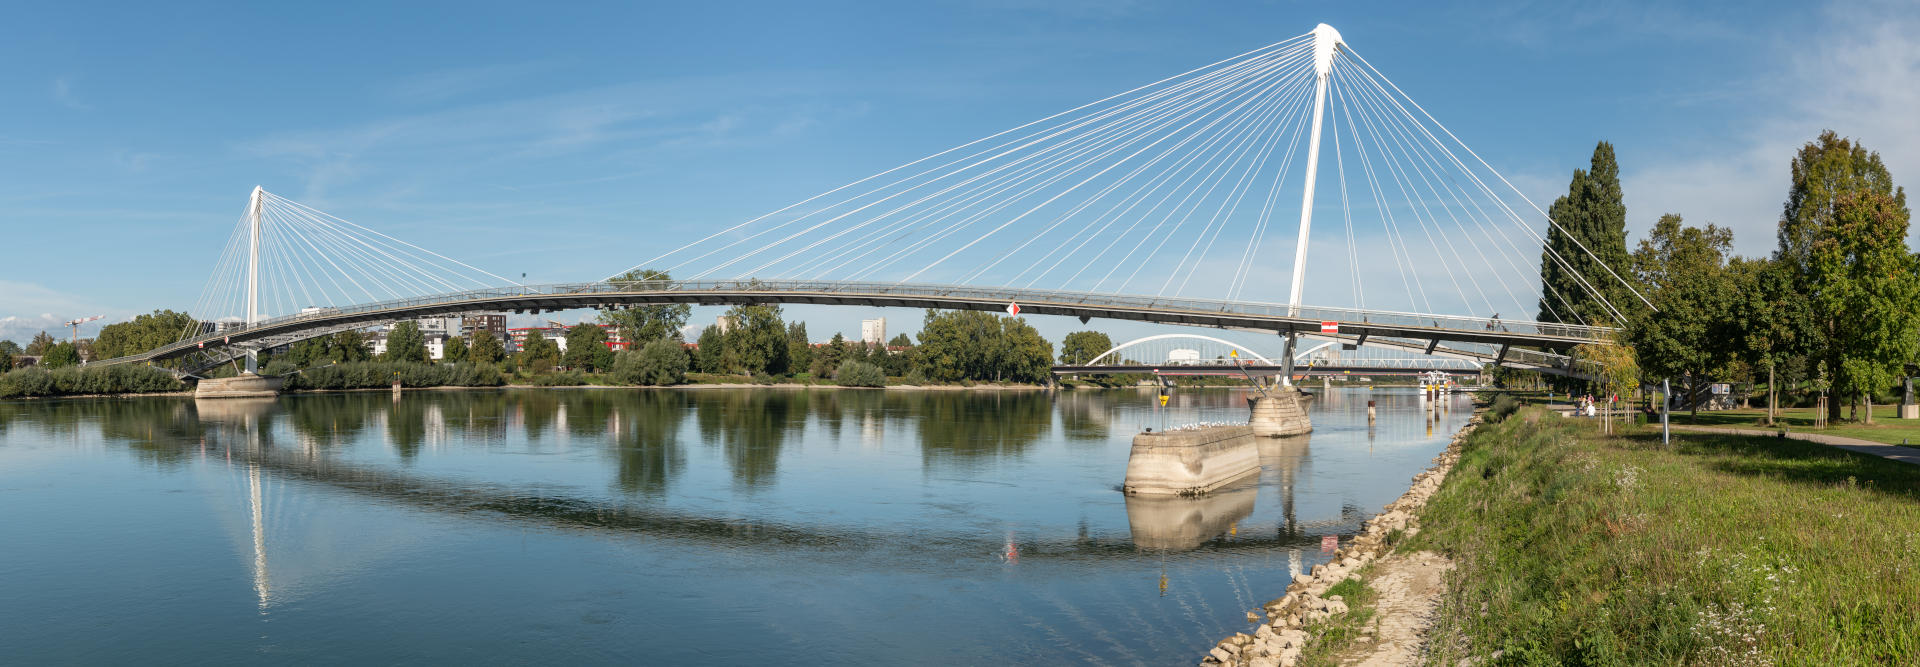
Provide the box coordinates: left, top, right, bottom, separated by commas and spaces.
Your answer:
1534, 132, 1913, 424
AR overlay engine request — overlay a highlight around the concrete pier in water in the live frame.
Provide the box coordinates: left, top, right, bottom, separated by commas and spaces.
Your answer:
194, 373, 284, 399
1123, 426, 1261, 496
1248, 389, 1313, 437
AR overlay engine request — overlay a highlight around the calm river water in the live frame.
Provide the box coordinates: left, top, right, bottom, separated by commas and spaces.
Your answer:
0, 386, 1472, 664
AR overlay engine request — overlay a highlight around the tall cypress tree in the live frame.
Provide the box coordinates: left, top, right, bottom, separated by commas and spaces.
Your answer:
1538, 142, 1635, 325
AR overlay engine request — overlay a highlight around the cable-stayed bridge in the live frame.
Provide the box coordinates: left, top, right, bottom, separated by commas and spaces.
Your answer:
91, 24, 1633, 379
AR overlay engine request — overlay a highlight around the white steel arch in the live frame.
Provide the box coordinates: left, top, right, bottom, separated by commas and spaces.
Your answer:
1086, 333, 1276, 365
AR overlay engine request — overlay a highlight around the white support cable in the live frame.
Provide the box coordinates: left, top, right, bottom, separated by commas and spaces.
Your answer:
746, 49, 1301, 281
1336, 64, 1498, 317
1101, 67, 1322, 293
966, 49, 1318, 285
1341, 62, 1554, 321
884, 53, 1312, 283
1075, 68, 1318, 292
269, 193, 522, 289
277, 199, 478, 297
1165, 66, 1314, 297
1335, 74, 1427, 313
1341, 69, 1482, 316
1022, 61, 1315, 290
266, 204, 378, 305
260, 206, 330, 310
610, 33, 1315, 281
1340, 46, 1648, 319
275, 205, 417, 301
680, 40, 1312, 280
1335, 58, 1593, 325
1325, 83, 1363, 310
1032, 55, 1318, 288
1338, 60, 1610, 325
1223, 66, 1325, 300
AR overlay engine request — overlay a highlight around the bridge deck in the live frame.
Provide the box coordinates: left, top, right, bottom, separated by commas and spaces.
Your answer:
93, 280, 1616, 370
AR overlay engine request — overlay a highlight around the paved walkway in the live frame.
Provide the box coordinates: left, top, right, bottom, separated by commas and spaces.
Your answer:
1666, 424, 1920, 467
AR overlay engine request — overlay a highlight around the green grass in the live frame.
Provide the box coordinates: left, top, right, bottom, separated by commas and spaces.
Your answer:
1412, 407, 1920, 665
1296, 569, 1381, 667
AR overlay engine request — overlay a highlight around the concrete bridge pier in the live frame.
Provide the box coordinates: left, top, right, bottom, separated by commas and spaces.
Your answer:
195, 373, 284, 399
1248, 389, 1312, 437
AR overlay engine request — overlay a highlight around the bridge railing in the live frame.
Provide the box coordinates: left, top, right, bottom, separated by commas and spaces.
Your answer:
96, 279, 1618, 367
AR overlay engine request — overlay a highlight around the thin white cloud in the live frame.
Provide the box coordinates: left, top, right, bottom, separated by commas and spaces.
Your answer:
52, 77, 91, 111
1626, 0, 1920, 255
0, 281, 126, 342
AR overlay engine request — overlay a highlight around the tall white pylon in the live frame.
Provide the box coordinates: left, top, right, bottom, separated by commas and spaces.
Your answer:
1280, 23, 1341, 387
245, 185, 264, 374
1287, 23, 1341, 314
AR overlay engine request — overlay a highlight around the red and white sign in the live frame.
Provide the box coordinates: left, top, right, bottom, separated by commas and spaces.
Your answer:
1320, 321, 1339, 334
1005, 302, 1021, 316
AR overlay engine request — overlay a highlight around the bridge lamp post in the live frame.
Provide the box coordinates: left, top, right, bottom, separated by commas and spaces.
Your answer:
1280, 23, 1342, 387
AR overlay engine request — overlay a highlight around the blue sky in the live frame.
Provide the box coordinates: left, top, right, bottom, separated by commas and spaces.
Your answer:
4, 0, 1916, 348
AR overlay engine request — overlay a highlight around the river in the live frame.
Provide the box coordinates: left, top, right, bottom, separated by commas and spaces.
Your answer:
0, 386, 1472, 664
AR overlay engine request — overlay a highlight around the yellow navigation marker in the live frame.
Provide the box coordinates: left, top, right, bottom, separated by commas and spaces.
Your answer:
1158, 395, 1169, 407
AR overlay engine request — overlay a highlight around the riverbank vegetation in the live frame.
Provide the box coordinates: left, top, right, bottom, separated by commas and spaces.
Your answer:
0, 364, 185, 398
1514, 131, 1916, 428
1412, 406, 1920, 663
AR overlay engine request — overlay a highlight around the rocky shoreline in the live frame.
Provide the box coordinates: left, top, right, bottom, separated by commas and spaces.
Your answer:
1200, 415, 1478, 667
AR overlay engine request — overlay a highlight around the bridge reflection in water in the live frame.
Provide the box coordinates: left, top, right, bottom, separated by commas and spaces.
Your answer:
9, 387, 1469, 664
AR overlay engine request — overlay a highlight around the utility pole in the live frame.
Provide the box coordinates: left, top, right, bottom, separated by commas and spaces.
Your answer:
1661, 378, 1671, 448
1282, 23, 1341, 387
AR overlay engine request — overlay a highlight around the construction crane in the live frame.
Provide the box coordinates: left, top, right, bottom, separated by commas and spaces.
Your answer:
63, 315, 103, 344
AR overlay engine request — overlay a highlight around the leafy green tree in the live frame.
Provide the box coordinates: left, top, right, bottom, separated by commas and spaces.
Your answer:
721, 304, 789, 376
1538, 141, 1638, 324
517, 331, 563, 373
888, 333, 912, 348
42, 341, 81, 369
994, 317, 1055, 383
442, 335, 470, 363
914, 310, 1054, 383
614, 338, 690, 385
332, 330, 373, 363
786, 321, 813, 372
1058, 330, 1114, 365
811, 332, 847, 377
693, 325, 724, 373
1809, 191, 1919, 424
564, 323, 615, 372
0, 340, 20, 358
25, 331, 56, 356
1725, 257, 1811, 424
469, 331, 506, 364
1774, 131, 1913, 423
286, 336, 334, 368
601, 269, 692, 342
0, 347, 12, 372
1626, 214, 1736, 419
93, 310, 195, 360
382, 321, 429, 363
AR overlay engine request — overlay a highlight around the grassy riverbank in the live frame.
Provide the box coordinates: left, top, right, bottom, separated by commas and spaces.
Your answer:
1411, 406, 1920, 664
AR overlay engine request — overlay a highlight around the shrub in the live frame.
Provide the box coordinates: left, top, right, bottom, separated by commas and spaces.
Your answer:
835, 360, 886, 388
902, 369, 929, 386
0, 364, 184, 398
1487, 393, 1522, 422
612, 339, 689, 386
